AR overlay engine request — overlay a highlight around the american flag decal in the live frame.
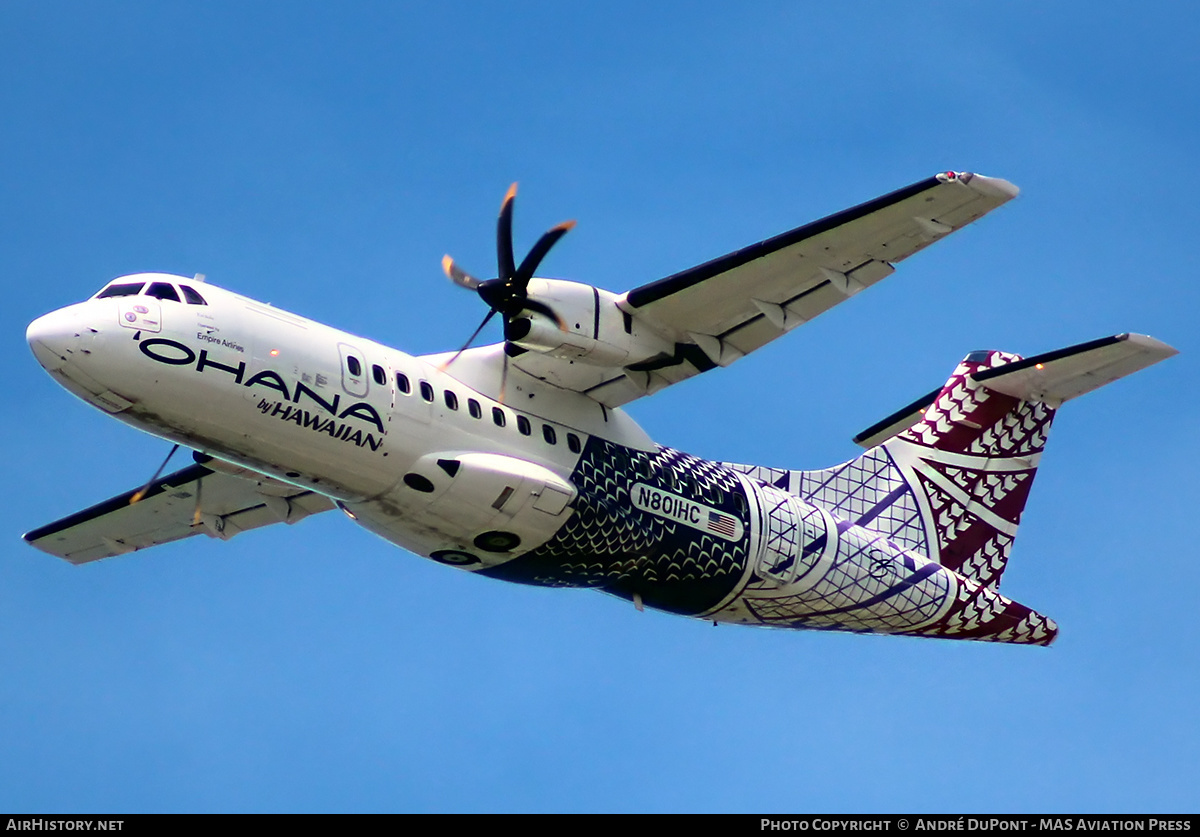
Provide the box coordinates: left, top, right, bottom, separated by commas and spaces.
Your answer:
629, 482, 743, 542
707, 511, 737, 538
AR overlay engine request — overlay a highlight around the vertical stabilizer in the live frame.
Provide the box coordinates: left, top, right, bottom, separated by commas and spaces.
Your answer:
881, 350, 1052, 588
746, 349, 1050, 591
725, 347, 1047, 594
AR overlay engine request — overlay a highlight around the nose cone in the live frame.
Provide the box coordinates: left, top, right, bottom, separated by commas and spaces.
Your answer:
27, 307, 83, 372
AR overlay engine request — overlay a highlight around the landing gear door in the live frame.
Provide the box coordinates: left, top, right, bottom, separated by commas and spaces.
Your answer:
402, 452, 577, 564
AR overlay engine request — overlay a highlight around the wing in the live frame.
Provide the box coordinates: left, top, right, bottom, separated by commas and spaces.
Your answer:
24, 460, 335, 565
507, 171, 1019, 407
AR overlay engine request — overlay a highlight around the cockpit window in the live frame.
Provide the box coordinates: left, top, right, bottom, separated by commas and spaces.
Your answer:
146, 282, 181, 302
180, 285, 207, 305
96, 282, 145, 299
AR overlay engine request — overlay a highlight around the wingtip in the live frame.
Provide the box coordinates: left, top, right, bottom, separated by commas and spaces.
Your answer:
1122, 332, 1181, 360
950, 170, 1020, 201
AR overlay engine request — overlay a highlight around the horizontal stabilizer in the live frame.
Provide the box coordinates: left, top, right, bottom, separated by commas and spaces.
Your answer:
854, 333, 1177, 448
971, 333, 1177, 406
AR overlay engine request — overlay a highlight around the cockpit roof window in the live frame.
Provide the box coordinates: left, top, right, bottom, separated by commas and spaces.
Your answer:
96, 282, 146, 299
180, 285, 207, 305
147, 282, 181, 302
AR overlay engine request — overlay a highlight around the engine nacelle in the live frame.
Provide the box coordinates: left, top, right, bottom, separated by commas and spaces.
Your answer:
505, 279, 671, 367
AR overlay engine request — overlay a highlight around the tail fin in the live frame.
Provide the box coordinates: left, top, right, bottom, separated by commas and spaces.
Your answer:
881, 348, 1052, 588
728, 334, 1175, 591
780, 348, 1050, 590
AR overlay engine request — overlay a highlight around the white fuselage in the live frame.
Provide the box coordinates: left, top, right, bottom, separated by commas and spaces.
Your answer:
26, 273, 653, 563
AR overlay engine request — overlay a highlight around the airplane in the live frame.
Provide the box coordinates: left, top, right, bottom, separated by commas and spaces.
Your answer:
24, 171, 1177, 645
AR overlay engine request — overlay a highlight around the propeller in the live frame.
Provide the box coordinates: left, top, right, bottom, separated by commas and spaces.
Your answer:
129, 443, 180, 505
129, 445, 204, 528
192, 474, 204, 526
441, 183, 573, 394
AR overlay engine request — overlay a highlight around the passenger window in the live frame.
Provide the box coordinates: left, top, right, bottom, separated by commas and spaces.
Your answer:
567, 433, 581, 453
372, 364, 386, 386
396, 373, 411, 394
180, 285, 207, 305
492, 407, 506, 427
542, 425, 557, 445
419, 381, 434, 402
677, 471, 693, 495
666, 468, 682, 492
445, 390, 459, 411
96, 282, 145, 298
517, 415, 531, 436
147, 282, 181, 302
468, 399, 482, 419
732, 492, 748, 515
347, 356, 362, 377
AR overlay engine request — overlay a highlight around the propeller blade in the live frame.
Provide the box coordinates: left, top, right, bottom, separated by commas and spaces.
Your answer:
497, 183, 517, 283
440, 307, 498, 371
130, 443, 180, 505
499, 347, 509, 405
442, 255, 481, 290
498, 340, 528, 404
513, 220, 575, 289
519, 298, 568, 331
192, 475, 203, 526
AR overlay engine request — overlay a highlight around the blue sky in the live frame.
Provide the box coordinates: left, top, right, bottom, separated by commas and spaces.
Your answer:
2, 2, 1197, 813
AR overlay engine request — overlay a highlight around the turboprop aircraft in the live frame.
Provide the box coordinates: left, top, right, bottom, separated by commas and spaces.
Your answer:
24, 171, 1176, 645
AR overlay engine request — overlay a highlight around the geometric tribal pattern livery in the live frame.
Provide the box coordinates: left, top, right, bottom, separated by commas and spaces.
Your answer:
482, 425, 1058, 644
479, 439, 752, 617
728, 350, 1054, 591
882, 351, 1057, 642
720, 350, 1062, 644
702, 479, 1057, 645
885, 350, 1054, 590
729, 484, 957, 635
